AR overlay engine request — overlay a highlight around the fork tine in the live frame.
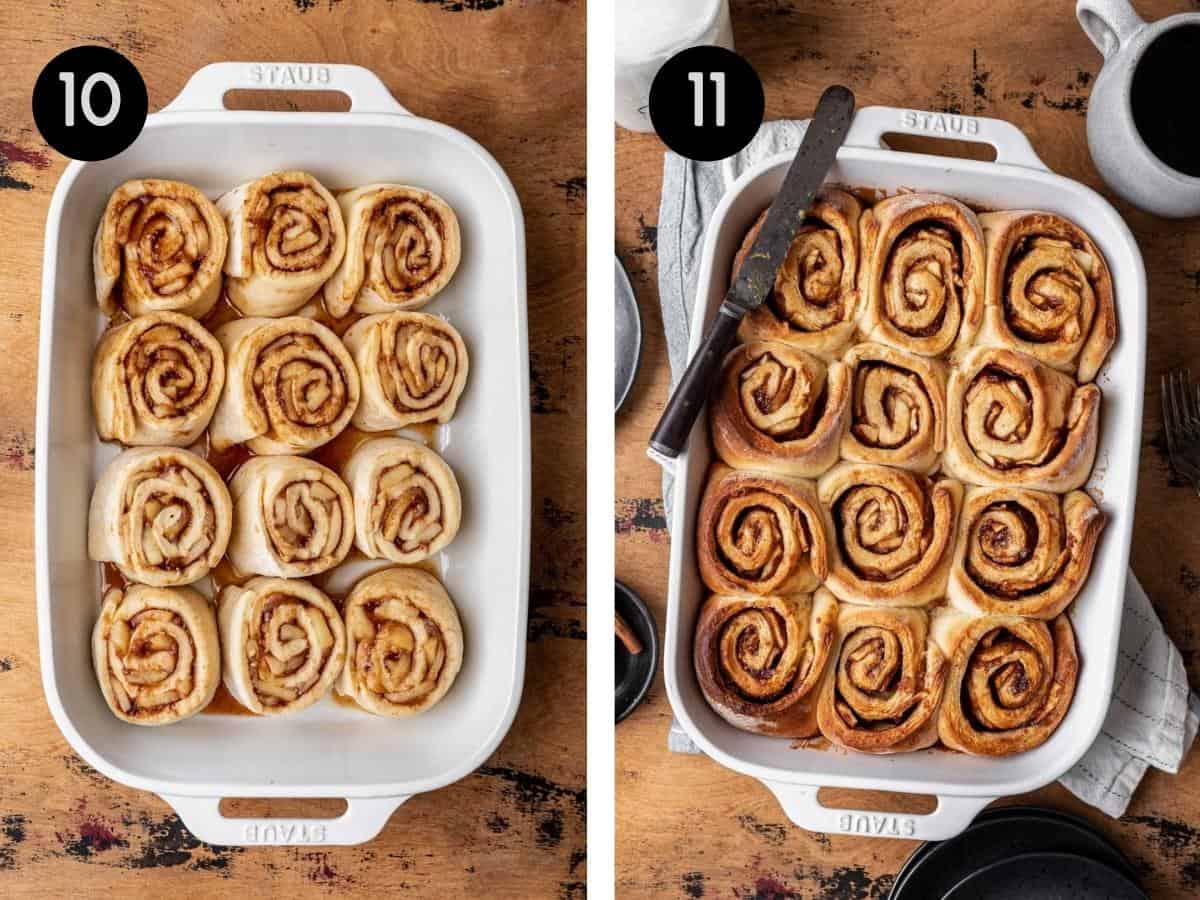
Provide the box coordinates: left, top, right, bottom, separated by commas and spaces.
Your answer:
1179, 370, 1198, 440
1163, 373, 1177, 453
1166, 371, 1182, 441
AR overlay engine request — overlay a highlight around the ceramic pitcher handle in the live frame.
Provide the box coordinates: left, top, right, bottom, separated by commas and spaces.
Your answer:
1077, 0, 1145, 58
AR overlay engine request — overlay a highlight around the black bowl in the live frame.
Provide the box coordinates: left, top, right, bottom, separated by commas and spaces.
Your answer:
615, 580, 658, 723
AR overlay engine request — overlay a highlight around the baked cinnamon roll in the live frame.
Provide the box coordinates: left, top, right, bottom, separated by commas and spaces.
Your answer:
697, 464, 828, 596
859, 193, 986, 357
217, 171, 346, 317
342, 437, 462, 564
818, 462, 962, 607
816, 605, 948, 754
944, 346, 1100, 492
343, 312, 469, 431
88, 447, 232, 586
710, 341, 850, 478
210, 316, 360, 454
735, 188, 863, 358
932, 610, 1078, 756
323, 184, 461, 317
949, 487, 1104, 619
218, 576, 346, 715
338, 567, 464, 717
978, 210, 1116, 383
841, 342, 947, 474
92, 312, 225, 446
93, 583, 220, 725
694, 588, 838, 737
93, 179, 228, 319
228, 456, 354, 578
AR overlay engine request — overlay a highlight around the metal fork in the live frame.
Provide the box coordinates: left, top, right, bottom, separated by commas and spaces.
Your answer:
1161, 368, 1200, 489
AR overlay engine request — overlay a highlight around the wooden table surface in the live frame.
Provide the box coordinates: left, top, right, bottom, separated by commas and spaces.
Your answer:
616, 1, 1200, 896
0, 1, 584, 896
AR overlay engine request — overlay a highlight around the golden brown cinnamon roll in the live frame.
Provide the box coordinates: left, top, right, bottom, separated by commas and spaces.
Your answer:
93, 179, 228, 319
323, 184, 462, 317
944, 347, 1100, 492
932, 611, 1078, 756
694, 589, 838, 737
338, 567, 464, 717
343, 312, 469, 431
92, 312, 225, 446
88, 447, 232, 586
818, 462, 962, 607
218, 576, 346, 715
228, 456, 354, 578
859, 193, 986, 357
217, 171, 346, 317
735, 188, 863, 358
978, 210, 1116, 383
841, 342, 947, 474
342, 437, 462, 564
949, 487, 1104, 619
816, 605, 948, 754
93, 584, 220, 725
210, 316, 360, 454
710, 341, 850, 478
697, 464, 828, 596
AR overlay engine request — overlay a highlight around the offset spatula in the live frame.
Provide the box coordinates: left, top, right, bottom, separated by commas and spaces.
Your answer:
648, 85, 856, 463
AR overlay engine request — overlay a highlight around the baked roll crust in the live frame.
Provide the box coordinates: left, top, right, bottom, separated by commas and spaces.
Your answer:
694, 588, 838, 737
932, 610, 1078, 756
818, 462, 962, 607
697, 463, 828, 596
710, 340, 850, 478
944, 346, 1100, 492
977, 210, 1116, 383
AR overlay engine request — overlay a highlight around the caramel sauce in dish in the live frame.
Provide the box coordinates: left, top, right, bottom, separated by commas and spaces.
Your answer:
203, 683, 255, 716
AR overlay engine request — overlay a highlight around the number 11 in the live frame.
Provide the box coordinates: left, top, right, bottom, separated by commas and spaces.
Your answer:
687, 71, 726, 128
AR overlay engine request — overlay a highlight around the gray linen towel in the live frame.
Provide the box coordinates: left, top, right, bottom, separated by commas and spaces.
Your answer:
655, 120, 1199, 817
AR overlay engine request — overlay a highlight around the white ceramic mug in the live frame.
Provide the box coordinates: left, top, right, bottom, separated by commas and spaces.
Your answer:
1077, 0, 1200, 217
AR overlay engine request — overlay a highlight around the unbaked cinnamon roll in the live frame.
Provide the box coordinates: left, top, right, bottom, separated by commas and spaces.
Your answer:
93, 583, 220, 725
978, 210, 1116, 383
816, 605, 948, 754
218, 576, 346, 715
944, 346, 1100, 492
217, 171, 346, 317
818, 462, 961, 607
343, 312, 469, 431
735, 188, 863, 358
949, 487, 1104, 619
932, 610, 1078, 756
88, 447, 232, 586
210, 316, 360, 454
93, 179, 228, 319
338, 567, 464, 717
92, 312, 225, 446
710, 341, 850, 478
342, 437, 462, 564
694, 588, 838, 737
228, 456, 354, 578
697, 463, 828, 596
841, 342, 947, 474
323, 184, 461, 317
859, 193, 986, 357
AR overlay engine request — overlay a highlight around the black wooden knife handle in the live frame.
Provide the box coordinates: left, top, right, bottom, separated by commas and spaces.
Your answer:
648, 303, 743, 460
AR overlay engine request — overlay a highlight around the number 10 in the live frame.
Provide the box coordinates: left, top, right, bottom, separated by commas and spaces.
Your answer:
58, 71, 121, 127
688, 71, 726, 128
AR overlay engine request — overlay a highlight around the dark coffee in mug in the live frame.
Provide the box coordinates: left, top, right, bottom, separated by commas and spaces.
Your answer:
1131, 25, 1200, 177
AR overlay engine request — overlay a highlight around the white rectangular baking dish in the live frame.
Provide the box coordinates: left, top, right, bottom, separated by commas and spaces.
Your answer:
35, 63, 530, 846
663, 106, 1146, 841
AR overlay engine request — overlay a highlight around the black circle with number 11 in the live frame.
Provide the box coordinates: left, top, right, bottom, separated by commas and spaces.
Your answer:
649, 45, 765, 162
32, 45, 148, 162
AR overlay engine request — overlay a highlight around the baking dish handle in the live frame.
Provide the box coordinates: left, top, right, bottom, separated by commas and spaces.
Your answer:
159, 794, 410, 846
762, 781, 993, 841
844, 105, 1048, 171
159, 62, 411, 116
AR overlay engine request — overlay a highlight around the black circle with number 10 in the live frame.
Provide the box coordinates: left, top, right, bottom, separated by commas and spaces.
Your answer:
649, 45, 765, 162
32, 46, 148, 162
